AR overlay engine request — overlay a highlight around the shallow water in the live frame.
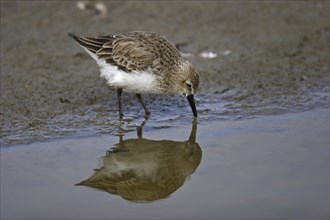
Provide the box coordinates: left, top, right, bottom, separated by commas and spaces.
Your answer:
1, 109, 329, 219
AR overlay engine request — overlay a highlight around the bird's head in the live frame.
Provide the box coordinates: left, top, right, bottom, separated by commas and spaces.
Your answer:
174, 61, 200, 117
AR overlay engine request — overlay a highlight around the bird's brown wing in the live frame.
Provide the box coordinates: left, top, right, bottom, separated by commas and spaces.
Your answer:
69, 33, 111, 53
69, 32, 156, 72
98, 32, 157, 72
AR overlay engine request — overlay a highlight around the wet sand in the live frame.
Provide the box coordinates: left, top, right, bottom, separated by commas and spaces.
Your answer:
1, 108, 329, 219
1, 1, 329, 144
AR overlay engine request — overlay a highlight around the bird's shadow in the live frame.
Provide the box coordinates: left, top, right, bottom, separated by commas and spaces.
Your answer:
76, 119, 202, 202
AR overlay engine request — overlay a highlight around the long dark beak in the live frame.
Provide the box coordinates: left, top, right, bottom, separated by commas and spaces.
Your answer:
187, 94, 197, 117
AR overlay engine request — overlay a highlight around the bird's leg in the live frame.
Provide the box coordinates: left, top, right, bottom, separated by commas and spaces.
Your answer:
117, 89, 123, 118
136, 94, 150, 117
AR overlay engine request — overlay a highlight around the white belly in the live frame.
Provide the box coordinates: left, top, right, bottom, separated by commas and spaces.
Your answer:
82, 47, 162, 94
99, 64, 161, 94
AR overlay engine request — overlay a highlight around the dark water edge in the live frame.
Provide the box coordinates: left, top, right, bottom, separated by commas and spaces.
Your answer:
1, 1, 329, 145
1, 108, 329, 219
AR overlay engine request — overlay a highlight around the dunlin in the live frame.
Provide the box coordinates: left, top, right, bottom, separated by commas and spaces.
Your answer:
69, 31, 199, 117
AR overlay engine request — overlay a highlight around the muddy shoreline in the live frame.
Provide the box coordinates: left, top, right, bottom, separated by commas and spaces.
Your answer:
1, 1, 329, 145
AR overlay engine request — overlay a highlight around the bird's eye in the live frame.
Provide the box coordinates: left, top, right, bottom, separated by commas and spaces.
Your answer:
186, 83, 192, 88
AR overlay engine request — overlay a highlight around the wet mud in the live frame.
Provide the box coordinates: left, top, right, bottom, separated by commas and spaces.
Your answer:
1, 1, 329, 145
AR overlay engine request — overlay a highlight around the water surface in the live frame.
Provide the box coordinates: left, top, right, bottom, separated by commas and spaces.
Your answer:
1, 109, 329, 219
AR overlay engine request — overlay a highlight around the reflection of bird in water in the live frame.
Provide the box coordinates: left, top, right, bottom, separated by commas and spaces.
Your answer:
76, 120, 202, 202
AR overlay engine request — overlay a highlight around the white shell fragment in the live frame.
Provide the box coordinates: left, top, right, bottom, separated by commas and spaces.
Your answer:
76, 1, 87, 10
76, 1, 108, 19
95, 2, 108, 18
199, 51, 218, 59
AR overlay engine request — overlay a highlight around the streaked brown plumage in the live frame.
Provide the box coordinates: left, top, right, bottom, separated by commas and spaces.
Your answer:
69, 31, 199, 117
